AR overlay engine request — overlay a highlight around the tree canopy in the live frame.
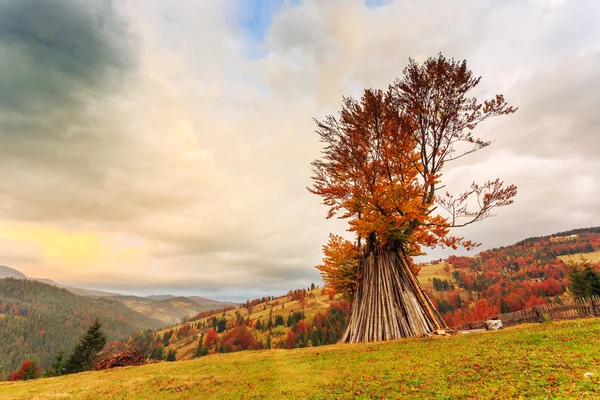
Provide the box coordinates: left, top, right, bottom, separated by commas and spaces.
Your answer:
311, 54, 517, 294
310, 55, 517, 342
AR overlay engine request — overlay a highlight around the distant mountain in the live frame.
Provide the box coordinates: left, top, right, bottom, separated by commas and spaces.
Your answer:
146, 294, 176, 301
108, 295, 237, 325
0, 266, 235, 325
0, 278, 163, 377
0, 265, 26, 279
55, 284, 121, 298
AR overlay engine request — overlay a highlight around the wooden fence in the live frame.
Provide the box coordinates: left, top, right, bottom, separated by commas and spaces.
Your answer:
455, 295, 600, 331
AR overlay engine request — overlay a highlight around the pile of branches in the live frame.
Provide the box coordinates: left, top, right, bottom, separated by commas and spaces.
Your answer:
93, 348, 145, 371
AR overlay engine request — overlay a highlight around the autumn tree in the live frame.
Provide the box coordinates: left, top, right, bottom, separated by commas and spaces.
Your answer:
310, 54, 517, 342
317, 234, 360, 300
9, 360, 41, 381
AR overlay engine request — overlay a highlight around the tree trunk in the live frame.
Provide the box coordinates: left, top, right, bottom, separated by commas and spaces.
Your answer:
341, 249, 446, 343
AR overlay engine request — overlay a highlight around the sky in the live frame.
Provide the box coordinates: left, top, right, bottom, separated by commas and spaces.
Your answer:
0, 0, 599, 301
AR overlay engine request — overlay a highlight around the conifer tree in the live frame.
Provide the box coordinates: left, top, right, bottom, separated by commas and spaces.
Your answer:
567, 259, 600, 298
63, 319, 107, 374
46, 348, 65, 377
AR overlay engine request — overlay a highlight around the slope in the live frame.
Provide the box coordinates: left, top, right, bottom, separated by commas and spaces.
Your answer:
0, 266, 236, 325
0, 278, 163, 377
121, 287, 344, 363
1, 318, 598, 399
422, 226, 600, 326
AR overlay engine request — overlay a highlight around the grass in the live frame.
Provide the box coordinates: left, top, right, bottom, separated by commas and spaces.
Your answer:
417, 262, 453, 288
558, 249, 600, 265
2, 318, 599, 399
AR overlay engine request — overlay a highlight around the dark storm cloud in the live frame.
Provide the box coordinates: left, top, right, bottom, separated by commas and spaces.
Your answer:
0, 0, 138, 221
0, 0, 135, 114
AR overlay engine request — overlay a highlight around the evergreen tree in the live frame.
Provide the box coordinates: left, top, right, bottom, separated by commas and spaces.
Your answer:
63, 319, 107, 374
165, 348, 177, 361
195, 335, 208, 357
46, 348, 65, 377
568, 263, 600, 298
274, 314, 285, 326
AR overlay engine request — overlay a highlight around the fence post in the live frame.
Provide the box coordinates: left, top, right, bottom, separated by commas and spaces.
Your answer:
533, 307, 542, 323
591, 299, 598, 317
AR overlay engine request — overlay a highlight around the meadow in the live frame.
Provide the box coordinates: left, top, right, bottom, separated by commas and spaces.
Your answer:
558, 249, 600, 265
2, 318, 598, 399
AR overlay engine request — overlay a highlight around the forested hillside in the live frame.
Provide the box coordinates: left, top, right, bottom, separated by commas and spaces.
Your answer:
424, 227, 600, 326
0, 266, 236, 325
111, 287, 349, 364
0, 278, 163, 377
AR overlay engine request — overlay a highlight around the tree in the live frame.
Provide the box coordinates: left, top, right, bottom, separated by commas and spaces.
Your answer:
63, 318, 108, 374
196, 334, 209, 357
165, 348, 177, 362
46, 348, 65, 377
9, 360, 41, 381
204, 328, 219, 348
310, 54, 517, 342
567, 258, 600, 298
316, 234, 360, 300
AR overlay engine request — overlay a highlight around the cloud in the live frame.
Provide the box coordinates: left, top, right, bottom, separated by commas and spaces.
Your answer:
0, 0, 599, 299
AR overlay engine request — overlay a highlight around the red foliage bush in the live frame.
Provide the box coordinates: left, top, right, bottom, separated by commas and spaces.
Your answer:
93, 349, 145, 371
219, 325, 259, 351
10, 360, 41, 381
204, 328, 219, 347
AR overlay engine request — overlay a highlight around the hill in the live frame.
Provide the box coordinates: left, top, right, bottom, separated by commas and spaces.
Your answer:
0, 278, 164, 377
106, 295, 237, 325
0, 266, 26, 279
146, 294, 176, 301
121, 286, 345, 363
421, 226, 600, 327
1, 318, 598, 399
0, 266, 236, 325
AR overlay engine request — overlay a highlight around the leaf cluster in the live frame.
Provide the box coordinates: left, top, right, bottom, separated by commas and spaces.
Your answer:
310, 54, 517, 255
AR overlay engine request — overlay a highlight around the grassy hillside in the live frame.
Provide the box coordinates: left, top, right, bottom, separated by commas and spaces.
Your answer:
2, 318, 598, 399
0, 278, 163, 376
147, 287, 340, 362
558, 249, 600, 264
416, 261, 453, 289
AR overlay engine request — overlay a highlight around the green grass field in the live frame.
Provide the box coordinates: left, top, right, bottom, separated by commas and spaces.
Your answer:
558, 249, 600, 265
2, 318, 599, 399
417, 262, 453, 288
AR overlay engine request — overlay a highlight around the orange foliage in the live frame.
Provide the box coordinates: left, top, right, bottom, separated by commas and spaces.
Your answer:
311, 55, 516, 255
204, 328, 219, 347
310, 55, 517, 295
316, 234, 360, 296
